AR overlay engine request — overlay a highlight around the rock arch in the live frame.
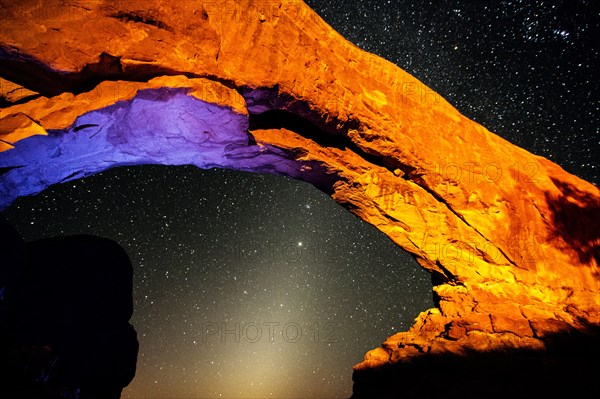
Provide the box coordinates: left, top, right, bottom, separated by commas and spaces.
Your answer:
1, 0, 599, 396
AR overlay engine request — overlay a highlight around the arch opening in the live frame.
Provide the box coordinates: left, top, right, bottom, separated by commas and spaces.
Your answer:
2, 164, 434, 398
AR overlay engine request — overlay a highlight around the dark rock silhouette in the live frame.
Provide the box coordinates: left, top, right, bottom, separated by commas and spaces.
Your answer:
351, 327, 600, 399
0, 217, 138, 398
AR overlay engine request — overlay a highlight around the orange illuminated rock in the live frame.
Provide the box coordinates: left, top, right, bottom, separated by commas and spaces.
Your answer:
0, 0, 598, 395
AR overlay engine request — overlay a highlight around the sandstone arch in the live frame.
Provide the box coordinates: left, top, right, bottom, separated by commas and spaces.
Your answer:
1, 0, 599, 396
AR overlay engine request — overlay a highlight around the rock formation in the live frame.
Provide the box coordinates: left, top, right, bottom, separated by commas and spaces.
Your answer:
0, 217, 138, 398
0, 0, 598, 396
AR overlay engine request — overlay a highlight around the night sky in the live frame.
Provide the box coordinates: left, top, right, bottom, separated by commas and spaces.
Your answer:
2, 1, 598, 398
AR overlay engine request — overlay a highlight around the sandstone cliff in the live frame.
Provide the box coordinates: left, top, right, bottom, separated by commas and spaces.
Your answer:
1, 0, 598, 396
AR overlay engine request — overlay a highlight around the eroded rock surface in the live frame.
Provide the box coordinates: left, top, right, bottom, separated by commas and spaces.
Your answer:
1, 0, 598, 395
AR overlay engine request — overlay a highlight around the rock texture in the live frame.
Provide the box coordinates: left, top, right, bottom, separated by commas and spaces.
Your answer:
0, 0, 598, 396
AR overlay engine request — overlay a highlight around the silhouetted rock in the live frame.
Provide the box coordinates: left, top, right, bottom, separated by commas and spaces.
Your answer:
351, 328, 600, 399
0, 218, 138, 398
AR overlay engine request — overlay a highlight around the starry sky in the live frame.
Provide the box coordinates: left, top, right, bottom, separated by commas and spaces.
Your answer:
306, 0, 598, 185
2, 1, 598, 398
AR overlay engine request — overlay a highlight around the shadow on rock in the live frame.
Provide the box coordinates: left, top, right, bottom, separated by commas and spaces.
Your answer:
545, 177, 600, 270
